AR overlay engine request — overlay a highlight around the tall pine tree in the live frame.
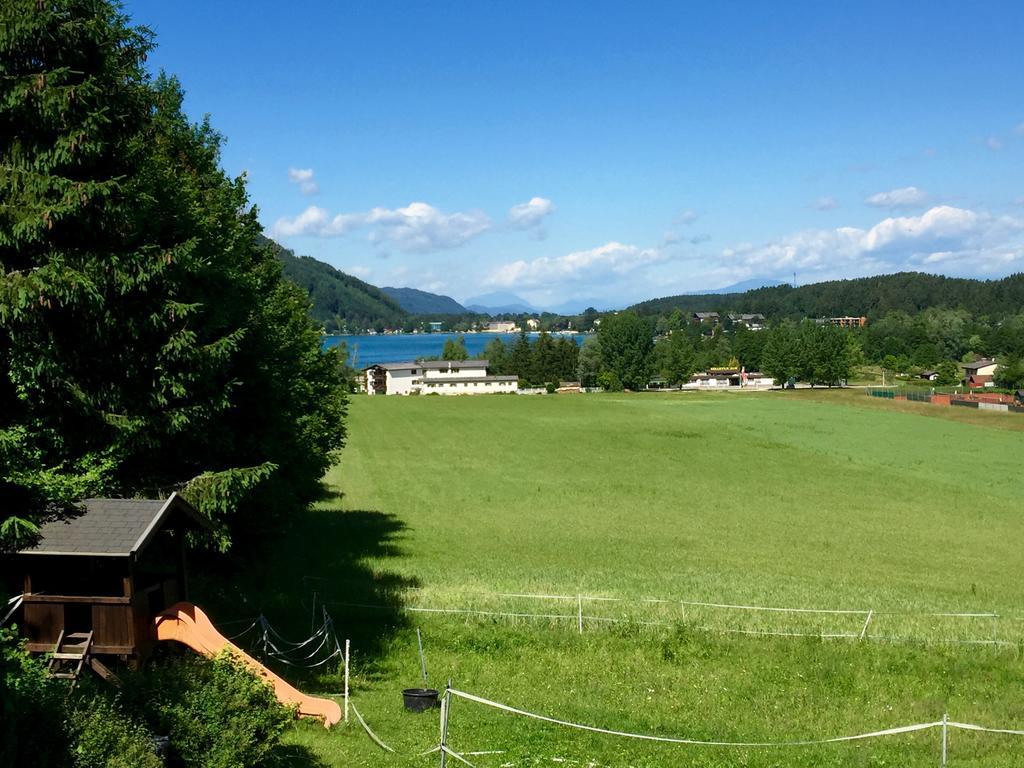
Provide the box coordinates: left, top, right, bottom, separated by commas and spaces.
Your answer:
0, 0, 347, 549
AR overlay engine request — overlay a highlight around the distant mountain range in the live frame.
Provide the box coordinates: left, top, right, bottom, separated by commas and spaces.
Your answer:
381, 287, 467, 314
464, 292, 620, 315
463, 292, 537, 314
266, 237, 1024, 328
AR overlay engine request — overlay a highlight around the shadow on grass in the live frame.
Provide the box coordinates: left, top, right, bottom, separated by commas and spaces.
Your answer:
269, 743, 330, 768
190, 488, 416, 677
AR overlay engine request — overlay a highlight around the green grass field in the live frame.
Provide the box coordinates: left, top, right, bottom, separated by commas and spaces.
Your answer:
198, 391, 1024, 767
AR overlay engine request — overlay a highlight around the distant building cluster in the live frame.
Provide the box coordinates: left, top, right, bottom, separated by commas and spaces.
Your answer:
648, 367, 775, 390
363, 359, 518, 395
817, 316, 868, 328
691, 312, 766, 330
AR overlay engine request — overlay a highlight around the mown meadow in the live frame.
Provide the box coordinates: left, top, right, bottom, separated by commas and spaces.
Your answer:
200, 391, 1024, 766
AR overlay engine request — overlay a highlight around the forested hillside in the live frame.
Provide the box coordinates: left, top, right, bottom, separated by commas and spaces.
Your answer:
632, 272, 1024, 319
263, 237, 407, 332
381, 286, 467, 314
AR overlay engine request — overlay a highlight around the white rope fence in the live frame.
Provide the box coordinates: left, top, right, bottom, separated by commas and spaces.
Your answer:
323, 586, 1021, 648
445, 687, 1024, 766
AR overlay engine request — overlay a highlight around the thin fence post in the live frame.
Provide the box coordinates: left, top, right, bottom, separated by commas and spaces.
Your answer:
577, 594, 583, 635
343, 639, 350, 723
417, 627, 429, 684
941, 712, 948, 768
439, 681, 451, 768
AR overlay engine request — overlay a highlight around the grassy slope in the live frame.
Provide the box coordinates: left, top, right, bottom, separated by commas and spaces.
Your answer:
250, 391, 1024, 766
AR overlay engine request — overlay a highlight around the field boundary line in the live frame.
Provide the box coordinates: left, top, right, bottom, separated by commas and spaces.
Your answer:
449, 688, 1024, 748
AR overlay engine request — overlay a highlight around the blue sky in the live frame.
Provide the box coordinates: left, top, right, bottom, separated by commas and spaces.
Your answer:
129, 1, 1024, 309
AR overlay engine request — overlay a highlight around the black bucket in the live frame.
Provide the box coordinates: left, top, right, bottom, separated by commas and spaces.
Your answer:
402, 687, 440, 712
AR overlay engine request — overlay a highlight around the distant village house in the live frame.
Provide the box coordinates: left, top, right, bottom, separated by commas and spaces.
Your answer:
727, 313, 766, 330
692, 312, 720, 323
683, 367, 774, 389
962, 358, 998, 388
484, 321, 517, 333
363, 359, 518, 395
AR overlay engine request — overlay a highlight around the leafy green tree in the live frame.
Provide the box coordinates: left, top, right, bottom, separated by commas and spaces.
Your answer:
596, 312, 653, 390
442, 335, 470, 360
653, 331, 696, 386
811, 325, 859, 386
994, 354, 1024, 390
554, 337, 579, 381
0, 0, 346, 549
935, 360, 961, 386
509, 330, 533, 383
482, 337, 508, 373
760, 321, 801, 384
532, 331, 558, 383
576, 336, 602, 388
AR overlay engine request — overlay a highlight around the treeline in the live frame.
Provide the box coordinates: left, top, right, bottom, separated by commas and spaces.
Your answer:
632, 272, 1024, 321
581, 308, 1024, 391
439, 333, 580, 386
574, 312, 859, 390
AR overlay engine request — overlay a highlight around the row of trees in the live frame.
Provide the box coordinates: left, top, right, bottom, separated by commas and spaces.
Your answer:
0, 1, 348, 551
468, 333, 580, 386
575, 312, 861, 390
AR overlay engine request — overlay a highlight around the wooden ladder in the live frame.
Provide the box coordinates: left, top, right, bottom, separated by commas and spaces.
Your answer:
47, 630, 94, 684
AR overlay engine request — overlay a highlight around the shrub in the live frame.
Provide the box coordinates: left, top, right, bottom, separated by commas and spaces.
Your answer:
68, 695, 161, 768
0, 629, 66, 768
122, 652, 294, 768
545, 382, 557, 394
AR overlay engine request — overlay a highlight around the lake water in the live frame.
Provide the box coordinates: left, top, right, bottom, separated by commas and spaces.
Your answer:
323, 332, 590, 367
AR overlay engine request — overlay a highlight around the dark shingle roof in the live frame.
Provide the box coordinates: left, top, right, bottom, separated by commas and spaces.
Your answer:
18, 493, 210, 558
962, 359, 997, 371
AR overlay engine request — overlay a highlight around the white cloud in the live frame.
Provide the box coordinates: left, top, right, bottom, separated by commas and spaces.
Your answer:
287, 167, 319, 195
345, 265, 372, 278
717, 205, 1024, 281
865, 186, 929, 209
674, 209, 699, 225
507, 197, 555, 237
486, 241, 667, 289
986, 136, 1004, 151
813, 196, 839, 211
271, 202, 492, 252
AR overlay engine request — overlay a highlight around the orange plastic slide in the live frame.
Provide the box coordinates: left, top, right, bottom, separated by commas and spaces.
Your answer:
153, 602, 342, 728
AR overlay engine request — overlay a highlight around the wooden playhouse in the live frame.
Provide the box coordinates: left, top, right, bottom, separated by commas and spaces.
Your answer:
9, 493, 212, 674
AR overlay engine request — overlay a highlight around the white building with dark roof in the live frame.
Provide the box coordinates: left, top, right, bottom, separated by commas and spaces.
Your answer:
363, 359, 518, 395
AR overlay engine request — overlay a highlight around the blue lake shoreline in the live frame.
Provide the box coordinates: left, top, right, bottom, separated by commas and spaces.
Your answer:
323, 332, 590, 367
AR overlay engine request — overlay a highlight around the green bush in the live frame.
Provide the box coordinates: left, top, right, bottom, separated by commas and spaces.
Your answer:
545, 382, 557, 394
0, 629, 66, 768
122, 652, 294, 768
68, 695, 161, 768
